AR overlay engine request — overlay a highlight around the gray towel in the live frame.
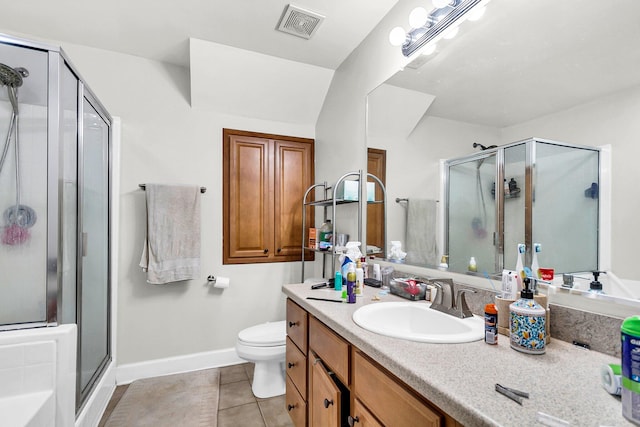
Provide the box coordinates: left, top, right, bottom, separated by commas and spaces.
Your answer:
139, 184, 201, 284
404, 199, 438, 266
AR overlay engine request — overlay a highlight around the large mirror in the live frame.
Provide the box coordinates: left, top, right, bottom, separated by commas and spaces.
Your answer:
367, 0, 640, 306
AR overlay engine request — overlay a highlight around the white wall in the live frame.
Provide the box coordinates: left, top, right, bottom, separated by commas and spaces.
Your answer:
314, 0, 423, 260
369, 115, 499, 251
56, 42, 316, 365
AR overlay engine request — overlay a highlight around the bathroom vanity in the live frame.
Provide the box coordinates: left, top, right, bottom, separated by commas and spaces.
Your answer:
283, 283, 632, 426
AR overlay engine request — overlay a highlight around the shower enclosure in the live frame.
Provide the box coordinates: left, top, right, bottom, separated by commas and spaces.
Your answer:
445, 138, 599, 275
0, 34, 112, 412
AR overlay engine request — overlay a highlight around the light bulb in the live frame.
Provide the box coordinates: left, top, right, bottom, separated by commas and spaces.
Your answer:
443, 26, 459, 40
432, 0, 450, 9
467, 6, 486, 21
409, 7, 429, 28
389, 26, 407, 46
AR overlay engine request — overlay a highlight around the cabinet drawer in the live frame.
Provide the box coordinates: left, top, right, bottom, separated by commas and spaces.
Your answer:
352, 398, 384, 427
353, 350, 441, 427
286, 374, 307, 427
287, 299, 308, 353
286, 337, 307, 398
309, 316, 349, 385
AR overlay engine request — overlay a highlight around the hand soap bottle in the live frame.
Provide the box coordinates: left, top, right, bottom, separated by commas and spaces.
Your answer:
588, 271, 606, 295
509, 277, 546, 355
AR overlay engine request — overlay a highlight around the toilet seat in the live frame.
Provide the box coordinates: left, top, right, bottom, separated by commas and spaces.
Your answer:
237, 320, 286, 347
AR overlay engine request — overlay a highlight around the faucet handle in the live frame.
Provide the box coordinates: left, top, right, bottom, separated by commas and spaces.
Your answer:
455, 289, 476, 318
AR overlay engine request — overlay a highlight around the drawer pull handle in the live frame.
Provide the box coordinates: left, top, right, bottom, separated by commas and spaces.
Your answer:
288, 321, 298, 328
287, 404, 296, 411
264, 248, 269, 254
323, 398, 334, 409
287, 362, 296, 369
348, 415, 360, 426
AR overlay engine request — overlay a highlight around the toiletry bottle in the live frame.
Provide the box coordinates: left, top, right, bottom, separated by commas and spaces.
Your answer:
334, 271, 342, 291
504, 179, 510, 195
531, 243, 541, 280
341, 258, 352, 285
438, 255, 449, 271
355, 259, 364, 296
373, 263, 382, 281
509, 178, 518, 194
360, 257, 368, 279
588, 271, 605, 294
621, 316, 640, 424
509, 278, 546, 355
346, 263, 356, 303
468, 256, 477, 272
318, 220, 332, 250
515, 244, 525, 291
484, 303, 498, 345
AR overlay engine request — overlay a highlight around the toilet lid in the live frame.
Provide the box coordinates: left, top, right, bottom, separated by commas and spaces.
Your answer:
238, 320, 286, 347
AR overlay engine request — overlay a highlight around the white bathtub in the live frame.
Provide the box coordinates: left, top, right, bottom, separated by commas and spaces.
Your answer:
0, 325, 77, 427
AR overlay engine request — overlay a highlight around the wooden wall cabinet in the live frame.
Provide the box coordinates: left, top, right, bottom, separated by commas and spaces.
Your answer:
223, 129, 314, 264
285, 298, 462, 427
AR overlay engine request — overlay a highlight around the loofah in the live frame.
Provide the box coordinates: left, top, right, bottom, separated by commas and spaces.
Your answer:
1, 223, 29, 245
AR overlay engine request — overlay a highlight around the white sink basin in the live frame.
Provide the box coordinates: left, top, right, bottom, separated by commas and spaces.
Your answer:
352, 302, 485, 344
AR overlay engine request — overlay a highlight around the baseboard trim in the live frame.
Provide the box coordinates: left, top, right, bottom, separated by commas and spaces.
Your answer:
116, 348, 244, 385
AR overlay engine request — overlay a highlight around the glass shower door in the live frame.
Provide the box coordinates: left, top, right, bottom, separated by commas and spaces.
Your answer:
78, 94, 110, 407
447, 153, 497, 274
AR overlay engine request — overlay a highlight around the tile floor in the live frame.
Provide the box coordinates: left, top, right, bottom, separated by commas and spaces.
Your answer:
99, 363, 294, 427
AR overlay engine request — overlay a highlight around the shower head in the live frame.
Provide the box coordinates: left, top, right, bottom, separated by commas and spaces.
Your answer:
473, 142, 498, 151
0, 63, 27, 88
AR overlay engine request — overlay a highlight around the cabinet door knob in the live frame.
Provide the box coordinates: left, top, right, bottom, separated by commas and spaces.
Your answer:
287, 404, 296, 411
323, 398, 334, 409
287, 362, 296, 369
288, 321, 298, 328
264, 248, 269, 254
348, 415, 360, 426
277, 247, 282, 253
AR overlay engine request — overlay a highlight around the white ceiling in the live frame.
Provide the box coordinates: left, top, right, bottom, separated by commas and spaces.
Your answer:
0, 0, 399, 70
386, 0, 640, 127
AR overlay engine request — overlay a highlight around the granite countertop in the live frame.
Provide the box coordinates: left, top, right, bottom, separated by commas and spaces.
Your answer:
282, 282, 632, 427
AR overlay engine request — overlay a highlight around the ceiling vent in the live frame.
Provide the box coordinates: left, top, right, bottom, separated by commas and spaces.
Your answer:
276, 4, 325, 40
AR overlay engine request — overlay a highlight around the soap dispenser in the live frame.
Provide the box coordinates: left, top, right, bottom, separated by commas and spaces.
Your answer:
509, 277, 546, 355
589, 271, 606, 295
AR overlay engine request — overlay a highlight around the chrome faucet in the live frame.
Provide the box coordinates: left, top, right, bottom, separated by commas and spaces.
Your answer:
429, 279, 476, 319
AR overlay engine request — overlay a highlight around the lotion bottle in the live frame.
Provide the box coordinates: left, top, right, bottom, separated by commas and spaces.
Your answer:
509, 278, 546, 355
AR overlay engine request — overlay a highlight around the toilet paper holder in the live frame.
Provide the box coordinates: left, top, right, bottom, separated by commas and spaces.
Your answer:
207, 275, 216, 284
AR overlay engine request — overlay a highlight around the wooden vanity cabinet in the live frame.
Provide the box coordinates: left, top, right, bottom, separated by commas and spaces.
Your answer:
286, 300, 308, 427
351, 398, 383, 427
285, 298, 462, 427
308, 350, 345, 427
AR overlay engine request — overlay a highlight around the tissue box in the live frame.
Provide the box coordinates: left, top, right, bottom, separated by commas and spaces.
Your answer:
390, 279, 428, 301
336, 181, 376, 201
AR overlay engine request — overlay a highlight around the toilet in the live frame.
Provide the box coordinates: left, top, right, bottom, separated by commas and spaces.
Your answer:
235, 320, 287, 398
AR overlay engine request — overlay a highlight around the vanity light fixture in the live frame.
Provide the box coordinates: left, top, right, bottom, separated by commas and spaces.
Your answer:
390, 0, 491, 57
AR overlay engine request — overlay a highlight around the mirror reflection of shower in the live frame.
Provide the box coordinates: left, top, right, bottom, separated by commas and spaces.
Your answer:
0, 63, 36, 245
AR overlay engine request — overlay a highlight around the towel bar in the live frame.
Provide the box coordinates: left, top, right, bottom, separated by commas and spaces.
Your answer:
139, 184, 206, 194
395, 198, 439, 204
